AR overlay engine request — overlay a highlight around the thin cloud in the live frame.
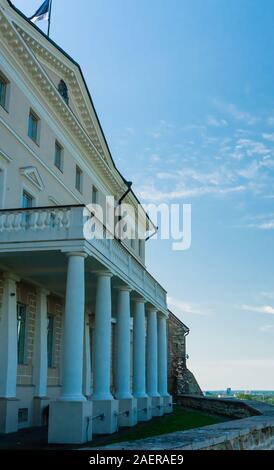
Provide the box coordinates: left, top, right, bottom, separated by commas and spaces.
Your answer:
261, 292, 274, 300
168, 296, 209, 317
207, 116, 228, 127
138, 183, 246, 202
241, 304, 274, 315
260, 324, 274, 333
213, 100, 259, 126
262, 133, 274, 142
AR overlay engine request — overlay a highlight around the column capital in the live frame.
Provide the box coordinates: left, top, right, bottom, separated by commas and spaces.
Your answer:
66, 251, 88, 259
3, 272, 20, 283
133, 296, 146, 305
147, 306, 158, 315
93, 270, 113, 278
115, 284, 132, 293
37, 287, 50, 297
158, 311, 168, 320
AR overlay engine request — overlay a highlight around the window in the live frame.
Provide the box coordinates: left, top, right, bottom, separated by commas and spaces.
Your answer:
22, 191, 33, 226
54, 141, 63, 172
92, 186, 98, 204
0, 72, 8, 109
17, 303, 27, 365
28, 110, 39, 144
75, 165, 83, 193
18, 408, 28, 424
58, 80, 69, 105
22, 190, 33, 209
47, 314, 54, 368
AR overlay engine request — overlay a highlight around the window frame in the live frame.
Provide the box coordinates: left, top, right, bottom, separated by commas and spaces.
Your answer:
28, 109, 40, 145
54, 140, 64, 173
75, 165, 83, 193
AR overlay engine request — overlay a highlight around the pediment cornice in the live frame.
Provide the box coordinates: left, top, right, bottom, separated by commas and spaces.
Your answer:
14, 24, 105, 159
0, 7, 124, 197
20, 166, 44, 191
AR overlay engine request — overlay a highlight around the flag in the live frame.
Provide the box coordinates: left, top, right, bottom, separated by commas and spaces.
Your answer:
29, 0, 51, 23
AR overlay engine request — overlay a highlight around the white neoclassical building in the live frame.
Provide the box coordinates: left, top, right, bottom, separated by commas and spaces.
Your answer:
0, 0, 172, 444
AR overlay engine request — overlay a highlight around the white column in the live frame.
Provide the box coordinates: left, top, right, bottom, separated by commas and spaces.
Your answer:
93, 271, 113, 401
33, 289, 49, 397
146, 307, 160, 397
158, 314, 169, 397
133, 298, 147, 398
60, 252, 87, 401
0, 273, 19, 398
115, 286, 132, 399
83, 313, 92, 398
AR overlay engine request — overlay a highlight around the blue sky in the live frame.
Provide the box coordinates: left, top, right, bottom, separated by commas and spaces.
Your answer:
13, 0, 274, 390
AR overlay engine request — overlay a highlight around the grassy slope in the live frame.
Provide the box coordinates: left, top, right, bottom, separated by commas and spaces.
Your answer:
91, 407, 227, 447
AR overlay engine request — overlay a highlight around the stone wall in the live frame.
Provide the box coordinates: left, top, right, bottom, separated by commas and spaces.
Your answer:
178, 395, 260, 419
99, 414, 274, 450
168, 312, 202, 397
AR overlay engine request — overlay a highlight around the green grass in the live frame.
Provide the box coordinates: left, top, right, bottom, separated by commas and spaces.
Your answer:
90, 407, 227, 447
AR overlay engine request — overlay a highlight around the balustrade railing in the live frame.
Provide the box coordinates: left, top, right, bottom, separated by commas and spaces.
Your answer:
0, 205, 167, 309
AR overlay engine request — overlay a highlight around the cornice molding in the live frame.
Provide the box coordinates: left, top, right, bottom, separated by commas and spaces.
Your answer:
0, 147, 12, 162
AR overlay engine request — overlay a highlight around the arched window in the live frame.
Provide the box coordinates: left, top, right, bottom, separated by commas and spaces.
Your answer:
58, 80, 69, 104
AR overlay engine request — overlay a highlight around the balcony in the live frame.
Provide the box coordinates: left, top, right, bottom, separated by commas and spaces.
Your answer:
0, 205, 167, 312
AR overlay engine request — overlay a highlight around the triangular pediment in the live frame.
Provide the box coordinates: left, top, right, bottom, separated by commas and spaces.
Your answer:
20, 166, 44, 191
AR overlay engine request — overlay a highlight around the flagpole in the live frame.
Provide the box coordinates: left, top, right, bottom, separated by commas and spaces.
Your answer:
47, 0, 53, 37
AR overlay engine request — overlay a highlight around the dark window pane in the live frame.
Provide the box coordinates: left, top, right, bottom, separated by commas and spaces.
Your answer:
55, 142, 63, 171
0, 77, 7, 108
47, 314, 54, 368
92, 186, 98, 204
17, 303, 27, 365
28, 112, 38, 142
58, 80, 69, 104
76, 166, 82, 192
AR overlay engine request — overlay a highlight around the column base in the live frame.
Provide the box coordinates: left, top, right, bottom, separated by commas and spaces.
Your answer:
118, 398, 137, 427
136, 396, 152, 422
0, 398, 19, 434
163, 395, 173, 414
151, 396, 164, 417
48, 400, 93, 444
33, 397, 50, 427
92, 399, 119, 435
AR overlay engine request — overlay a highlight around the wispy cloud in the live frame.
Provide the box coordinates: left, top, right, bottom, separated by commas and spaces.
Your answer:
244, 213, 274, 230
259, 324, 274, 333
261, 291, 274, 300
213, 100, 259, 125
168, 296, 210, 317
138, 183, 246, 202
207, 116, 228, 127
262, 133, 274, 142
240, 304, 274, 315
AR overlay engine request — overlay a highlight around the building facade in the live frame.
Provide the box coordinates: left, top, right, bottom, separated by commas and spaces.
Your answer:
0, 0, 173, 444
